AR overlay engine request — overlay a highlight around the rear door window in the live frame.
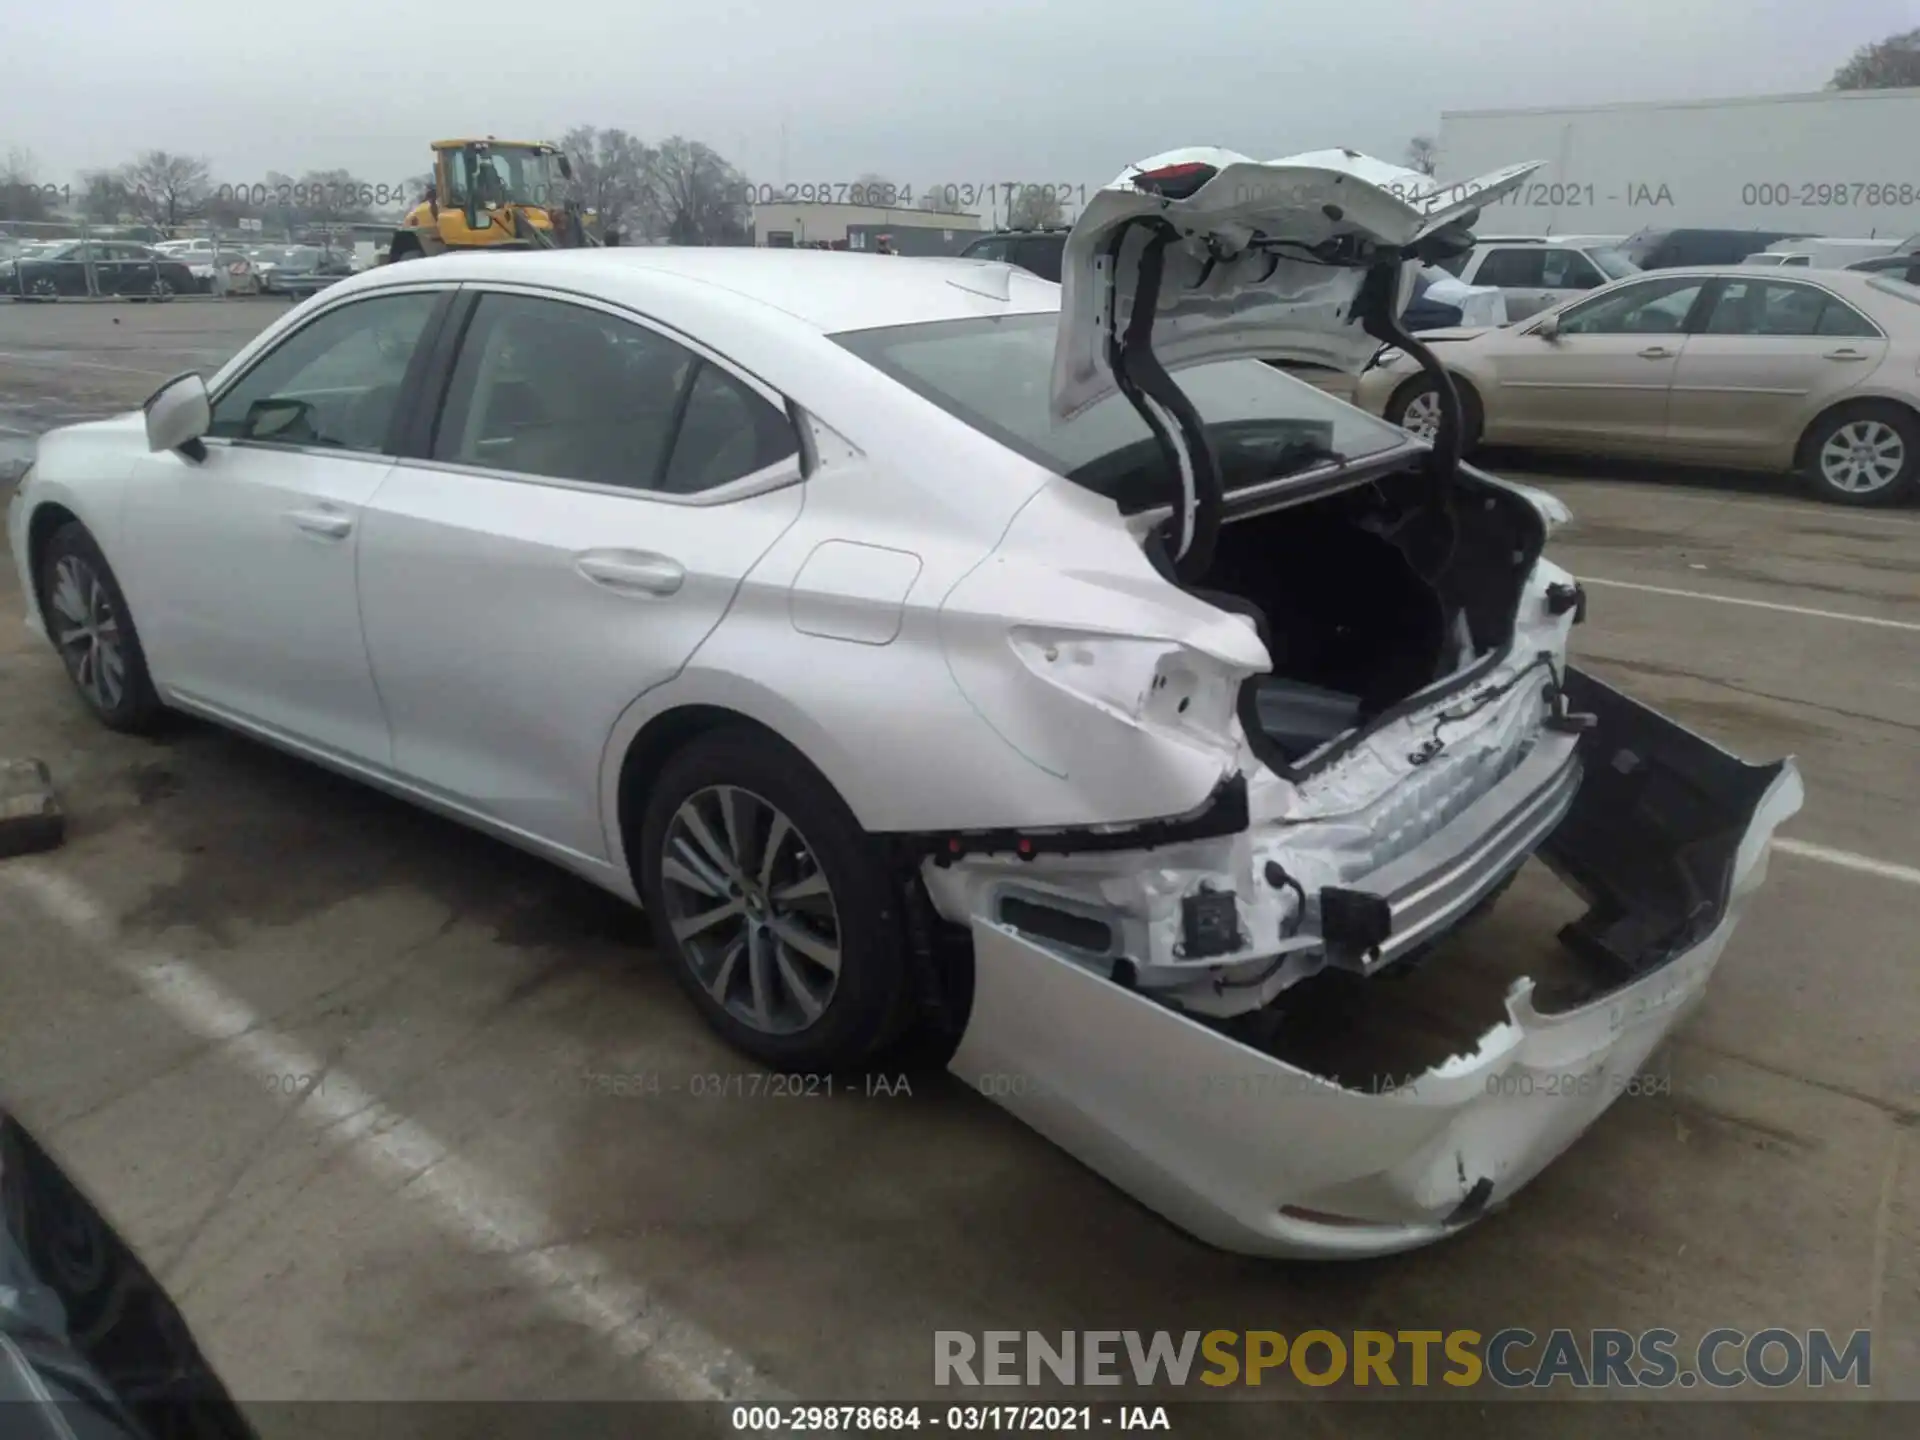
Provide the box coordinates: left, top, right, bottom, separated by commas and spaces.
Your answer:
433, 292, 797, 495
1541, 248, 1604, 289
1473, 248, 1546, 287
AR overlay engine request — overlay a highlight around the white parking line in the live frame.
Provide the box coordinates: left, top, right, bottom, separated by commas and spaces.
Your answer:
1581, 576, 1920, 633
1772, 838, 1920, 888
1500, 474, 1920, 529
0, 351, 178, 377
0, 863, 786, 1405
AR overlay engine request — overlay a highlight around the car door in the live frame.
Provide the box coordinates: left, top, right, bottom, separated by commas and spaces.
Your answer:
117, 285, 453, 764
355, 288, 806, 863
1665, 277, 1889, 461
1468, 246, 1549, 319
52, 243, 94, 296
105, 244, 154, 296
1486, 274, 1709, 449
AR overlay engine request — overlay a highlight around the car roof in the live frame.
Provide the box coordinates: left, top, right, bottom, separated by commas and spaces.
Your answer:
342, 247, 1064, 332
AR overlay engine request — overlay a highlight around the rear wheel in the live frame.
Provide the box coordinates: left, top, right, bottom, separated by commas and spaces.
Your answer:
1385, 374, 1482, 453
37, 522, 165, 733
1799, 402, 1920, 506
27, 276, 58, 301
637, 728, 911, 1072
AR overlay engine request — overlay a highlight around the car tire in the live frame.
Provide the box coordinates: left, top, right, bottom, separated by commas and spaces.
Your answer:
1385, 374, 1483, 453
637, 726, 912, 1073
1798, 401, 1920, 507
37, 522, 166, 733
149, 277, 176, 302
27, 277, 58, 302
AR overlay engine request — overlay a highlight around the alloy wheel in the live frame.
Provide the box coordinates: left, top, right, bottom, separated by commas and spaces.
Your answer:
29, 277, 57, 299
1818, 419, 1904, 494
659, 785, 842, 1036
1400, 387, 1443, 440
150, 278, 173, 298
47, 554, 127, 712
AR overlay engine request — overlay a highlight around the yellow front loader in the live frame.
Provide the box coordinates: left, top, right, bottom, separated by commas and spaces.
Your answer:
386, 139, 598, 263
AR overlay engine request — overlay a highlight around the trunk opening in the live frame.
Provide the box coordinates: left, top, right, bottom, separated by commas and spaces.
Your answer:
1187, 466, 1548, 774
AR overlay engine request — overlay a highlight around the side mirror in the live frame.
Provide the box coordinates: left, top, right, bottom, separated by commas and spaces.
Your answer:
1534, 314, 1561, 341
556, 153, 573, 180
143, 373, 210, 459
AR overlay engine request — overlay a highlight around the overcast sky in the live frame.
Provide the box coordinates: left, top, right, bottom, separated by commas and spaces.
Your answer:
4, 0, 1918, 194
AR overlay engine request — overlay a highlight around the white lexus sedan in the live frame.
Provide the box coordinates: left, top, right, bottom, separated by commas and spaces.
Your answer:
7, 148, 1803, 1258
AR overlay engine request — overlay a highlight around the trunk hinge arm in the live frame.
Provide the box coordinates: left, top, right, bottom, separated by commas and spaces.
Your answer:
1354, 250, 1467, 579
1356, 256, 1461, 506
1103, 217, 1224, 582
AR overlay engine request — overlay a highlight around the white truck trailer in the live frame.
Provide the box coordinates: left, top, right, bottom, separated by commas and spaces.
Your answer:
1437, 87, 1920, 240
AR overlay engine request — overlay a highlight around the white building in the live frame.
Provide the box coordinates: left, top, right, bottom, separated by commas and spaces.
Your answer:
751, 201, 986, 253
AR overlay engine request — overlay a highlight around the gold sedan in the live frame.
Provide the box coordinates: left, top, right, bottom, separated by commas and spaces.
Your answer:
1353, 266, 1920, 506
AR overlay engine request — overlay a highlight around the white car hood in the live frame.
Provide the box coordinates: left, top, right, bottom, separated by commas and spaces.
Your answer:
1051, 147, 1541, 418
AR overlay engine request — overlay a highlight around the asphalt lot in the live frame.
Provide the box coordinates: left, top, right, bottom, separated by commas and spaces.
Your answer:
0, 299, 1915, 1434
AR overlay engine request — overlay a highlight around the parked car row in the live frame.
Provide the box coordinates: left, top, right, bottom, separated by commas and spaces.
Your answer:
0, 238, 363, 300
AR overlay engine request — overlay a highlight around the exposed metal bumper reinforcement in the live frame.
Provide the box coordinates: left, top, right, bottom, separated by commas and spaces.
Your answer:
1323, 730, 1583, 975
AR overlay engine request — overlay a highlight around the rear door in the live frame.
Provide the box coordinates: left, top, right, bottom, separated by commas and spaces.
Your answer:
355, 286, 806, 862
1665, 277, 1887, 460
1488, 274, 1710, 449
1469, 245, 1550, 319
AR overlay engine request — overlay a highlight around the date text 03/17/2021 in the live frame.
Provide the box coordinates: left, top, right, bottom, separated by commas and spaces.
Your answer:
733, 182, 1090, 211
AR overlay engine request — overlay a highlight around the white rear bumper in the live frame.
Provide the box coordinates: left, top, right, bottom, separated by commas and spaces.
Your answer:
944, 668, 1804, 1257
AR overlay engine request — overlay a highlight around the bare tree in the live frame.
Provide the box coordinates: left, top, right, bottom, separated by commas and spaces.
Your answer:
122, 151, 211, 230
653, 136, 750, 245
1006, 186, 1065, 229
1830, 28, 1920, 88
77, 170, 133, 224
563, 126, 659, 240
852, 170, 900, 206
0, 149, 50, 222
299, 169, 375, 227
1404, 136, 1439, 176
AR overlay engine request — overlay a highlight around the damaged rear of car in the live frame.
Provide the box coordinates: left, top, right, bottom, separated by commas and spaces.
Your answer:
864, 147, 1804, 1256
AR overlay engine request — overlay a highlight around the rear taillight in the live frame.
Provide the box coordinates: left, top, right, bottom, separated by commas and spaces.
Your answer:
1130, 162, 1218, 201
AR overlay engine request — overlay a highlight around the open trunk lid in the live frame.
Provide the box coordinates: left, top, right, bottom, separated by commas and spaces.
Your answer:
1051, 147, 1542, 420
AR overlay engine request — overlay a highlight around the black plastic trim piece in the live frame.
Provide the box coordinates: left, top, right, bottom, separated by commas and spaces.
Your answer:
910, 771, 1249, 864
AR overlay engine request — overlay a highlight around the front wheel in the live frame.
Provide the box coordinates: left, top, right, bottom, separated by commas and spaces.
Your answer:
1799, 402, 1920, 506
637, 728, 911, 1072
37, 522, 165, 733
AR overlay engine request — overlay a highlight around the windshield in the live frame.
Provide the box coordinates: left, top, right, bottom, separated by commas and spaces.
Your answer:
1588, 247, 1639, 280
444, 146, 565, 208
835, 313, 1412, 511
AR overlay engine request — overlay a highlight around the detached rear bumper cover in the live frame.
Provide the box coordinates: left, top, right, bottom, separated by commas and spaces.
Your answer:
947, 667, 1803, 1258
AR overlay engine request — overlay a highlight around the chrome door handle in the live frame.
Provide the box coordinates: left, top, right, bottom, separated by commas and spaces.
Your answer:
1823, 348, 1869, 362
1637, 346, 1673, 359
575, 552, 685, 596
287, 507, 352, 539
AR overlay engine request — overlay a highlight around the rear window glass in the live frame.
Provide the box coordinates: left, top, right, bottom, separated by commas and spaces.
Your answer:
834, 313, 1411, 510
